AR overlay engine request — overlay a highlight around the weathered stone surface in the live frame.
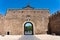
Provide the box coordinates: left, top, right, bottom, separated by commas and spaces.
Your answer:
49, 11, 60, 35
0, 6, 50, 35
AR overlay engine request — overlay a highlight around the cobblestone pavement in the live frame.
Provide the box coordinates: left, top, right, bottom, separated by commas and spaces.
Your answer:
0, 34, 60, 40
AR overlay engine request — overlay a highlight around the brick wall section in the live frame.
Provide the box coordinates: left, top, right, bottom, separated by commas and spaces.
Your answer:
49, 11, 60, 35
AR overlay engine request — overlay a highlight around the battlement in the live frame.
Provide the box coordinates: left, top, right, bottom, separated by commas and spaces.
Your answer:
6, 8, 49, 14
49, 11, 60, 20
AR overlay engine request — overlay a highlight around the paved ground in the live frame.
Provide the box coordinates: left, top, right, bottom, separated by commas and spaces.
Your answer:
0, 34, 60, 40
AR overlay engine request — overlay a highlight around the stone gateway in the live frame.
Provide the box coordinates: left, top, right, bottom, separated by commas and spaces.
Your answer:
0, 5, 50, 35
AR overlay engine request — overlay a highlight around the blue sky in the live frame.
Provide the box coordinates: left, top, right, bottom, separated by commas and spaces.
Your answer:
0, 0, 60, 15
25, 23, 32, 27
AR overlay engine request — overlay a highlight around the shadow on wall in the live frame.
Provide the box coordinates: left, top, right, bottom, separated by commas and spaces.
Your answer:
18, 35, 40, 40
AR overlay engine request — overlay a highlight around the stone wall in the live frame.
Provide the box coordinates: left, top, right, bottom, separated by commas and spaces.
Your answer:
0, 7, 50, 35
49, 11, 60, 35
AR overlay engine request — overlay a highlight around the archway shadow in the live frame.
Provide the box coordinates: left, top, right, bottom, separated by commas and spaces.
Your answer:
24, 22, 33, 35
18, 35, 40, 40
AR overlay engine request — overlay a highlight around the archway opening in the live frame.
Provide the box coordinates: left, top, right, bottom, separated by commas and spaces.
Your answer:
24, 22, 33, 35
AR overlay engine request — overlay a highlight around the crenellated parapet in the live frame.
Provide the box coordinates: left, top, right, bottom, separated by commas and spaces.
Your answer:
49, 11, 60, 21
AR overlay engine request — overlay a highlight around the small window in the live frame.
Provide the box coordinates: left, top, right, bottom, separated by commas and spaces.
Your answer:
41, 11, 43, 13
13, 11, 15, 13
37, 11, 40, 13
18, 11, 20, 13
27, 15, 30, 17
22, 11, 23, 13
34, 11, 36, 13
7, 32, 10, 35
